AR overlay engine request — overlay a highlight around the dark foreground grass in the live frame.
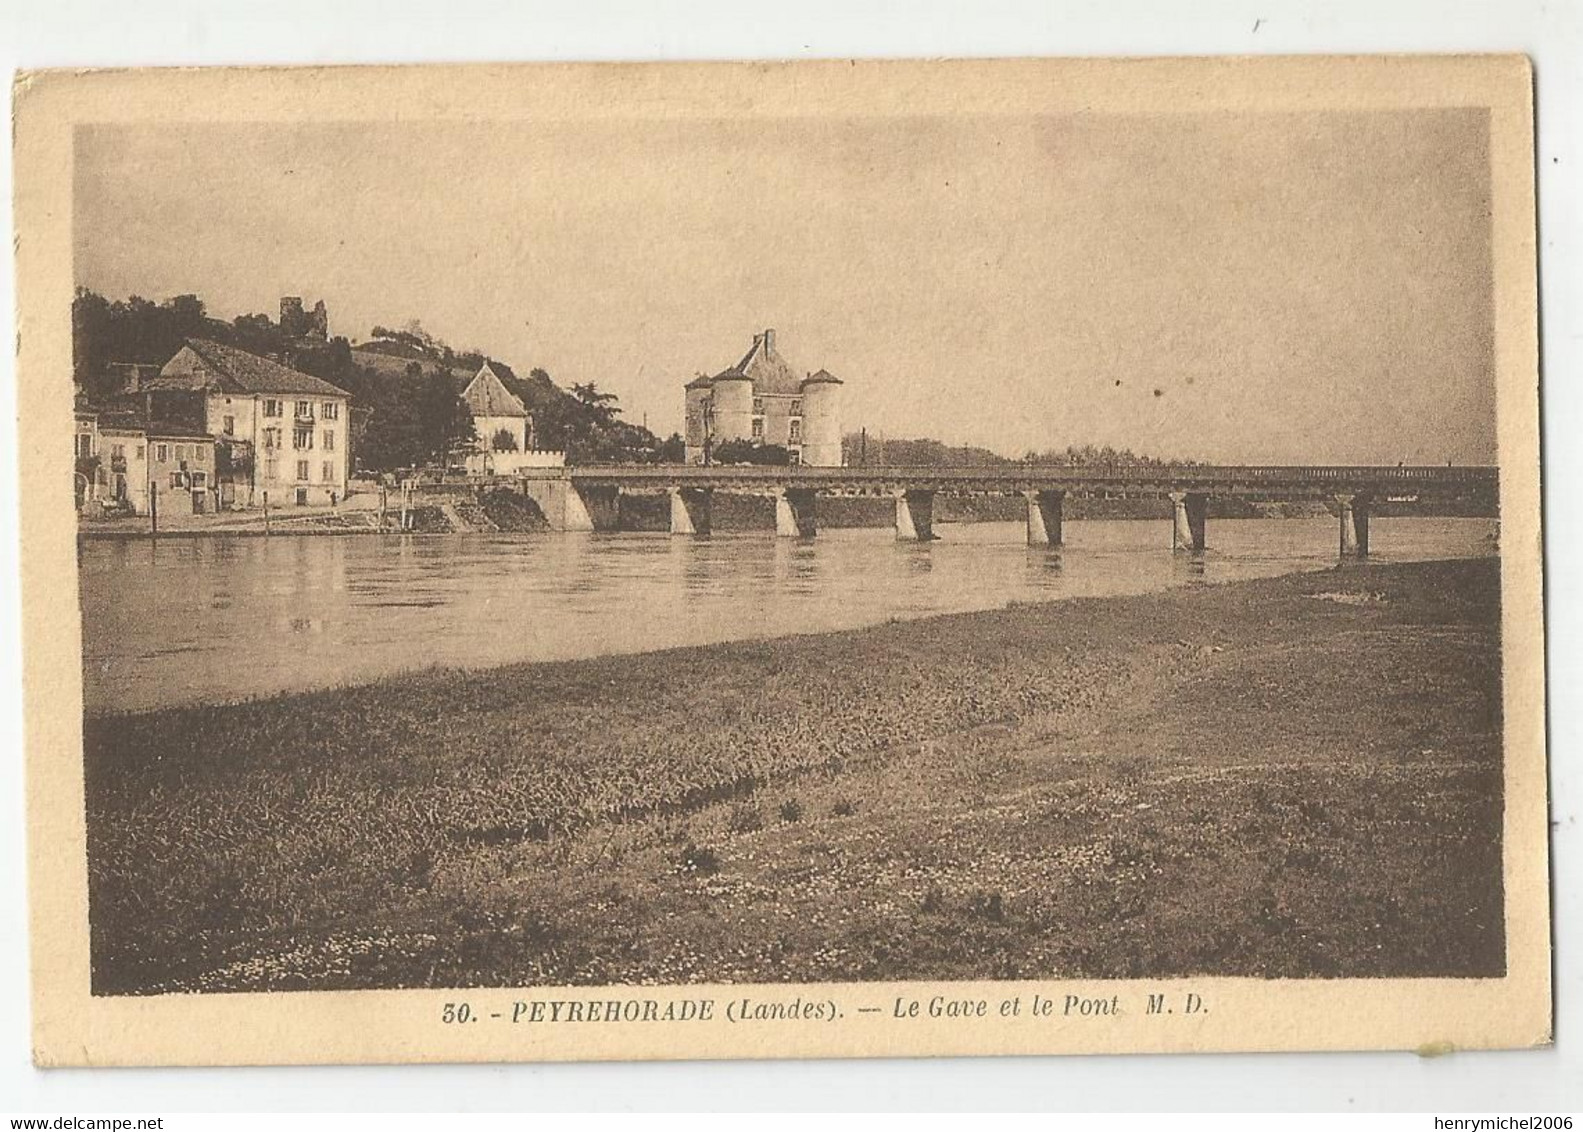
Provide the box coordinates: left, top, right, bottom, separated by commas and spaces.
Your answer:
84, 558, 1504, 993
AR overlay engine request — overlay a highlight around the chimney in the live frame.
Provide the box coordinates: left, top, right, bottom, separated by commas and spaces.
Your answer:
763, 328, 775, 353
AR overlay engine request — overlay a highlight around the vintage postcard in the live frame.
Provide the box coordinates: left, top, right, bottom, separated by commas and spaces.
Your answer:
14, 55, 1547, 1066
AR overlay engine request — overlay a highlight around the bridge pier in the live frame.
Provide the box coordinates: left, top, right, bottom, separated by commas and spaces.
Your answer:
669, 487, 712, 536
776, 488, 819, 538
1336, 493, 1371, 559
574, 484, 621, 532
1024, 490, 1064, 546
522, 477, 612, 532
1169, 491, 1208, 552
895, 489, 936, 541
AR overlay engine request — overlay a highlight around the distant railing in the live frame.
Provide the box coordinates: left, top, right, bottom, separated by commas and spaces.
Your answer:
550, 463, 1498, 485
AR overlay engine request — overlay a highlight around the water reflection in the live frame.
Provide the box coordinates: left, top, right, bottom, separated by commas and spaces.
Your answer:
78, 517, 1498, 714
1172, 551, 1209, 581
1027, 548, 1064, 576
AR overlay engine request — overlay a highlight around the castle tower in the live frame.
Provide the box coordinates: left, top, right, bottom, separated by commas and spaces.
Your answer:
799, 369, 843, 467
279, 296, 307, 338
710, 371, 754, 444
683, 376, 714, 463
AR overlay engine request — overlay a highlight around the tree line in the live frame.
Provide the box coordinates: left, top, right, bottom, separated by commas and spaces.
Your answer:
841, 433, 1201, 468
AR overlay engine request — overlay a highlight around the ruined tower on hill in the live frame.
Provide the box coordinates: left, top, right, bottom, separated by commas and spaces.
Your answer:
279, 296, 329, 341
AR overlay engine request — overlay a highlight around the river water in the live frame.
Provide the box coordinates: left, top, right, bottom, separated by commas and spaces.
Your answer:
78, 517, 1498, 714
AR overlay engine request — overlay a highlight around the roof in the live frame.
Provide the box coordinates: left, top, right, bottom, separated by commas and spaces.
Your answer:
144, 423, 215, 442
685, 374, 715, 390
481, 358, 519, 383
711, 330, 805, 395
88, 407, 213, 440
455, 362, 529, 418
804, 368, 843, 385
166, 339, 351, 398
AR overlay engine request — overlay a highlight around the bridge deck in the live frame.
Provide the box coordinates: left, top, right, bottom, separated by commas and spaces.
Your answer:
533, 464, 1498, 502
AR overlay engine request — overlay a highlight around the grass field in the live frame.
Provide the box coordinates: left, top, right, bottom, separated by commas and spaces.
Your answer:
83, 557, 1504, 993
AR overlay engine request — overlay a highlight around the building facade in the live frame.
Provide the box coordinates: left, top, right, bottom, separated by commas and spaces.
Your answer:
74, 397, 222, 517
157, 338, 352, 507
74, 407, 100, 510
146, 427, 219, 515
454, 361, 561, 475
683, 329, 843, 466
95, 422, 149, 515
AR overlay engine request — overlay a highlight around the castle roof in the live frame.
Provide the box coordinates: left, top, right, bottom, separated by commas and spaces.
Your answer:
803, 368, 842, 385
711, 329, 804, 395
160, 339, 352, 398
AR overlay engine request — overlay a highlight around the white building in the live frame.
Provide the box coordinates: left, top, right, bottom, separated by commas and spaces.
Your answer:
456, 361, 562, 475
156, 338, 353, 507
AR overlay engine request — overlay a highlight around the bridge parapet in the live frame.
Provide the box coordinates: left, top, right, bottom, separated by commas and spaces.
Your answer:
522, 464, 1498, 504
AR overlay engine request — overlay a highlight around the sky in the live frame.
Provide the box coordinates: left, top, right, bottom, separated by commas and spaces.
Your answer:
74, 109, 1496, 464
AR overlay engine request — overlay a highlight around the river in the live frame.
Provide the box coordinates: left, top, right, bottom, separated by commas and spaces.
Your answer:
78, 517, 1498, 714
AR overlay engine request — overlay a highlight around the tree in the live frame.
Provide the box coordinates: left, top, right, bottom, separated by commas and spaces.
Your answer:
655, 432, 687, 463
569, 382, 621, 425
491, 427, 519, 453
417, 368, 477, 467
713, 440, 791, 466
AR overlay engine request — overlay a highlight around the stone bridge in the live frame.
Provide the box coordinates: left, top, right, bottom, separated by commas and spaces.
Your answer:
516, 464, 1500, 558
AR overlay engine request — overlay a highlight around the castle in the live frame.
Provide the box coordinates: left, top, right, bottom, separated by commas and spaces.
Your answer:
279, 295, 329, 341
683, 329, 842, 466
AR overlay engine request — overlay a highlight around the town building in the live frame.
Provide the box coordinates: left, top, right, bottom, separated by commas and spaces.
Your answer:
74, 403, 100, 510
454, 361, 562, 476
92, 417, 149, 515
154, 338, 352, 507
683, 329, 843, 466
146, 426, 219, 515
74, 398, 222, 518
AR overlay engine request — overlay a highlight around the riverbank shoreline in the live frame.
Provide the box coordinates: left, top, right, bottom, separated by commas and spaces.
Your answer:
84, 557, 1504, 993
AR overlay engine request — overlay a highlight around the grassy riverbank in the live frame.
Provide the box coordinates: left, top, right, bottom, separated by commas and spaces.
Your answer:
84, 558, 1504, 994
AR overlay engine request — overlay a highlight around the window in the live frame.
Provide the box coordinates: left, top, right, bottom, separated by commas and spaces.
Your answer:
753, 397, 764, 414
321, 401, 339, 421
264, 457, 278, 481
169, 471, 184, 488
135, 445, 145, 460
322, 461, 334, 483
789, 419, 802, 443
194, 447, 206, 463
263, 399, 282, 418
110, 444, 125, 459
751, 418, 764, 440
155, 444, 168, 462
791, 399, 802, 415
74, 433, 92, 458
296, 460, 310, 482
322, 429, 335, 452
222, 415, 235, 436
788, 449, 802, 466
295, 400, 311, 419
293, 426, 314, 450
175, 444, 187, 461
190, 472, 207, 489
262, 428, 280, 451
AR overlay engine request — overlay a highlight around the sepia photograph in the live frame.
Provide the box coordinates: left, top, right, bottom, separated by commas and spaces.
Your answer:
13, 54, 1548, 1066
